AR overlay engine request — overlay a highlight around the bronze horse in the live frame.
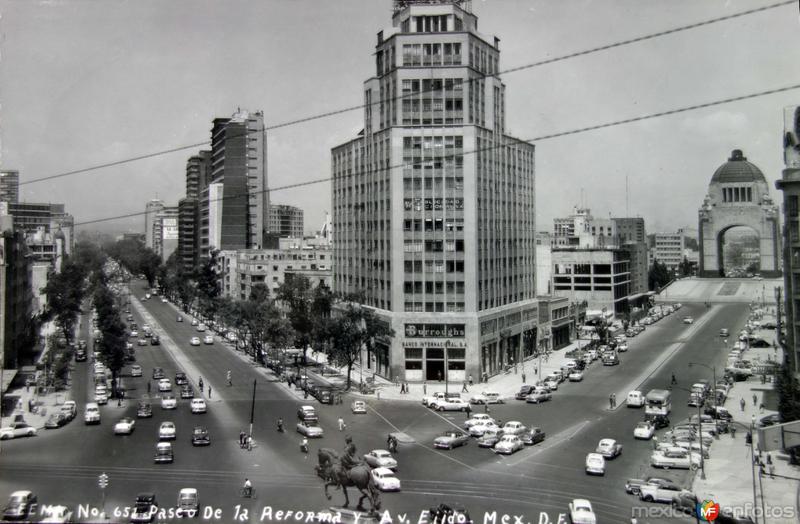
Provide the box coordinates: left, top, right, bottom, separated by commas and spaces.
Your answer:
316, 448, 381, 513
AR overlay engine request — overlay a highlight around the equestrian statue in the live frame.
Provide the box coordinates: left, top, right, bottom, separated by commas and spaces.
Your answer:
315, 436, 381, 513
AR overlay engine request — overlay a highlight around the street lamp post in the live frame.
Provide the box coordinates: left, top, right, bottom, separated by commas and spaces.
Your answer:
688, 362, 718, 413
750, 415, 759, 523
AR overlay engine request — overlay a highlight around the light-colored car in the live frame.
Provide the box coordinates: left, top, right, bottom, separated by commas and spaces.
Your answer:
191, 318, 198, 326
650, 447, 701, 470
633, 421, 655, 440
158, 379, 172, 392
569, 499, 597, 524
161, 297, 168, 303
596, 438, 623, 459
493, 435, 523, 455
434, 397, 470, 412
568, 370, 584, 382
683, 316, 694, 324
190, 398, 207, 414
203, 335, 214, 345
463, 413, 495, 429
639, 480, 685, 504
543, 378, 559, 391
468, 421, 500, 437
130, 364, 143, 377
371, 467, 401, 492
585, 453, 605, 475
501, 421, 528, 436
114, 417, 136, 435
130, 330, 139, 338
177, 488, 199, 518
477, 428, 504, 448
351, 400, 367, 414
469, 391, 504, 405
363, 450, 397, 470
190, 337, 201, 346
84, 403, 101, 425
137, 338, 148, 346
627, 390, 645, 407
155, 442, 173, 463
0, 422, 37, 440
161, 394, 177, 410
525, 388, 552, 404
433, 430, 469, 450
159, 421, 176, 440
616, 343, 628, 352
296, 420, 324, 438
196, 323, 206, 332
39, 504, 73, 523
60, 400, 77, 420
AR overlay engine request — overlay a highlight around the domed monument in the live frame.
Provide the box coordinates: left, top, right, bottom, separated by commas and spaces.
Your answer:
698, 149, 781, 277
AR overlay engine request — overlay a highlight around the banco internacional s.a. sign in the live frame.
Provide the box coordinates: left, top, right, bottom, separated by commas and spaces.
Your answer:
404, 323, 466, 338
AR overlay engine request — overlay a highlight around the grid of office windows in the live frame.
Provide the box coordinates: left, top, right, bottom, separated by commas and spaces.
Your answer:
401, 79, 464, 126
402, 43, 463, 66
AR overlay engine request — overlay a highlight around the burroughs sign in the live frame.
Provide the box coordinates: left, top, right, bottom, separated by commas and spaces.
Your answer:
405, 323, 465, 338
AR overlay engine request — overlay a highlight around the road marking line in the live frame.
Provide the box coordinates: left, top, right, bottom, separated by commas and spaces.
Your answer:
506, 420, 590, 467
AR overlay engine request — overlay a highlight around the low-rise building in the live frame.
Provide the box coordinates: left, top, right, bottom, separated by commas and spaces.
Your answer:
552, 248, 632, 315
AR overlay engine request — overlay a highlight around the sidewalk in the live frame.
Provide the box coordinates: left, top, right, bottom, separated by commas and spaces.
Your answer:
692, 312, 798, 523
302, 339, 588, 403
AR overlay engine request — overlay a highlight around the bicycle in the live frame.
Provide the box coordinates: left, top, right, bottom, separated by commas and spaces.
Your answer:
239, 487, 257, 499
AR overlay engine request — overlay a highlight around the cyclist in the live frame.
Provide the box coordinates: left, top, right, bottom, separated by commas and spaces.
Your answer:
300, 437, 309, 453
227, 371, 232, 387
671, 373, 677, 385
242, 478, 252, 498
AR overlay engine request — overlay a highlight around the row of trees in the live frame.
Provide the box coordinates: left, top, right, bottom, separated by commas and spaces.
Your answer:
91, 268, 128, 398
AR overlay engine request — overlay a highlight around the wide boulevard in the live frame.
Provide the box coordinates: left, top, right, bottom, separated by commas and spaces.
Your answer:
0, 283, 750, 523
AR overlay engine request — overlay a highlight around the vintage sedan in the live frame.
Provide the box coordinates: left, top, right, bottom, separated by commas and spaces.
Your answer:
114, 417, 136, 435
525, 389, 552, 404
155, 442, 174, 464
468, 391, 504, 405
159, 421, 176, 440
130, 364, 143, 377
351, 401, 367, 414
180, 385, 194, 399
501, 421, 528, 436
0, 422, 37, 440
568, 499, 597, 524
596, 438, 623, 459
520, 427, 546, 446
45, 413, 69, 429
493, 435, 524, 455
468, 421, 501, 437
477, 428, 504, 448
2, 491, 38, 522
190, 398, 207, 414
137, 401, 153, 418
161, 394, 177, 410
650, 447, 701, 470
633, 421, 655, 440
434, 397, 470, 412
543, 378, 559, 391
568, 370, 584, 382
203, 335, 214, 345
190, 337, 201, 346
158, 379, 172, 392
433, 430, 469, 450
296, 420, 324, 438
463, 413, 495, 429
191, 426, 210, 446
371, 467, 401, 492
363, 450, 397, 470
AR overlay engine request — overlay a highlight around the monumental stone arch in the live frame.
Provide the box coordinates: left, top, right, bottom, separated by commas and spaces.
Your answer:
698, 149, 781, 277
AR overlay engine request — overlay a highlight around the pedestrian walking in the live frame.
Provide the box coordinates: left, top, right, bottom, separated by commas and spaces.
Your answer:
612, 393, 617, 408
465, 404, 472, 418
753, 394, 758, 406
423, 382, 427, 395
768, 463, 775, 478
483, 403, 489, 414
522, 373, 526, 384
534, 366, 537, 376
199, 377, 204, 391
740, 398, 746, 412
400, 382, 406, 394
468, 375, 474, 386
208, 386, 212, 399
338, 417, 345, 431
767, 453, 773, 465
609, 394, 614, 409
462, 382, 468, 393
240, 431, 246, 448
227, 370, 232, 387
730, 425, 737, 439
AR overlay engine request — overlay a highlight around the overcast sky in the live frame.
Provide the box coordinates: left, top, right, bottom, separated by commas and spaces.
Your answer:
1, 0, 798, 238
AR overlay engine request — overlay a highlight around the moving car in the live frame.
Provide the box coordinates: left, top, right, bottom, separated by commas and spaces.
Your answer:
130, 364, 143, 377
176, 315, 183, 322
84, 403, 101, 425
150, 335, 160, 345
137, 401, 152, 418
152, 367, 165, 379
683, 316, 694, 324
627, 390, 645, 407
468, 421, 500, 437
468, 391, 504, 404
477, 428, 504, 448
297, 405, 319, 422
493, 435, 524, 455
639, 480, 685, 503
515, 385, 535, 400
196, 323, 206, 332
161, 394, 177, 410
363, 450, 397, 470
296, 420, 324, 438
433, 430, 469, 450
602, 353, 620, 366
568, 499, 597, 524
131, 493, 158, 523
175, 372, 188, 385
2, 491, 38, 522
625, 476, 676, 496
525, 388, 552, 404
190, 337, 201, 346
596, 438, 622, 458
158, 379, 172, 392
650, 447, 701, 470
60, 400, 77, 420
434, 397, 470, 412
203, 335, 214, 345
351, 400, 367, 414
463, 413, 494, 429
154, 442, 173, 463
568, 370, 584, 382
45, 412, 69, 429
190, 318, 198, 326
501, 421, 528, 436
190, 398, 207, 414
191, 426, 210, 446
371, 467, 401, 492
180, 385, 194, 399
114, 417, 136, 435
585, 453, 605, 475
177, 488, 199, 518
159, 421, 176, 440
137, 338, 148, 346
645, 414, 671, 429
634, 421, 655, 440
520, 427, 546, 446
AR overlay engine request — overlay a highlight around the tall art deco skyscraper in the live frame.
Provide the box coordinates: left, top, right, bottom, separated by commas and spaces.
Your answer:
332, 0, 538, 382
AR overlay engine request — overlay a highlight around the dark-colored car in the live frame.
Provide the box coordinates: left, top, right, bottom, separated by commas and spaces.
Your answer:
644, 414, 671, 429
137, 401, 152, 418
191, 426, 210, 446
515, 385, 534, 400
75, 349, 87, 362
150, 335, 160, 345
433, 430, 470, 450
130, 492, 158, 523
180, 385, 194, 399
152, 367, 165, 380
175, 372, 188, 386
625, 476, 676, 496
314, 387, 334, 405
758, 413, 782, 427
2, 491, 38, 522
520, 427, 546, 446
44, 412, 68, 429
297, 406, 319, 422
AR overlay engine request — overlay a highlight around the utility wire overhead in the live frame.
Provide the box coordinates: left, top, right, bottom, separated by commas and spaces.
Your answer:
20, 0, 793, 187
73, 81, 800, 227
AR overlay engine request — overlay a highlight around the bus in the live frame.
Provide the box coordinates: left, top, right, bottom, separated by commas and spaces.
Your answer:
645, 389, 672, 416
